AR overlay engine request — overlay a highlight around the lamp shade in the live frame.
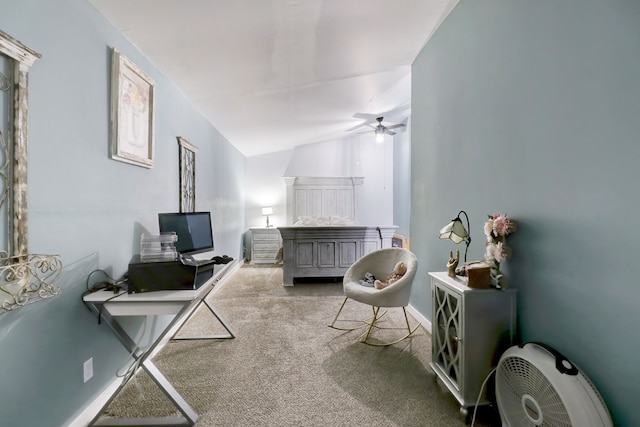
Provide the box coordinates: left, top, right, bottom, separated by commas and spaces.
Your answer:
439, 210, 471, 266
261, 207, 273, 216
439, 219, 468, 244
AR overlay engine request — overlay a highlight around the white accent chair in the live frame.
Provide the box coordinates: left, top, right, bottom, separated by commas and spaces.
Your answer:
329, 247, 419, 346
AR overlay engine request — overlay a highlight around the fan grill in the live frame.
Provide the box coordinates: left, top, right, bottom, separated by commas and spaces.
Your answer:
497, 355, 571, 427
578, 366, 610, 418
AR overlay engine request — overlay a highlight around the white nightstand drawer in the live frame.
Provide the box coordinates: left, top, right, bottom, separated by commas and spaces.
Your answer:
253, 251, 277, 259
254, 233, 280, 241
254, 243, 280, 250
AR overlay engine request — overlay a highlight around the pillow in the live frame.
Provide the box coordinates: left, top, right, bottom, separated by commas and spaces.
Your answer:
293, 216, 315, 226
292, 216, 358, 226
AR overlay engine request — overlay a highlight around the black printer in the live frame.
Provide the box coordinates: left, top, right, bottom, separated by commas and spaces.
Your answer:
126, 255, 217, 293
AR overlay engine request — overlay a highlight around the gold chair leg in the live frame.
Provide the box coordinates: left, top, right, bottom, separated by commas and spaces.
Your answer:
362, 307, 421, 347
402, 307, 415, 333
328, 296, 348, 328
361, 306, 381, 343
328, 297, 370, 331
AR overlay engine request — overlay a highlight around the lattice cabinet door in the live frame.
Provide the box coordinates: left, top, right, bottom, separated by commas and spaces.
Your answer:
432, 282, 463, 390
428, 271, 517, 417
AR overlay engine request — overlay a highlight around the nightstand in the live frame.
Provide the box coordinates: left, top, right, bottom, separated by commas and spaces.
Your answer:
428, 271, 517, 416
250, 227, 282, 264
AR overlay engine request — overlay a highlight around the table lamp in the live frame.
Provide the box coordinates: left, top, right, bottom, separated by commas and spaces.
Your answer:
262, 207, 273, 227
439, 210, 471, 274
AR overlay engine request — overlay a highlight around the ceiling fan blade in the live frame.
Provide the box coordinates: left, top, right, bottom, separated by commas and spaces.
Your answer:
352, 112, 379, 122
385, 123, 405, 130
353, 103, 410, 123
384, 129, 397, 136
349, 123, 376, 133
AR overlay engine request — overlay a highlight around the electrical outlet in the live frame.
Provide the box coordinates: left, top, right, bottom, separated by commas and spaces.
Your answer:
83, 358, 93, 383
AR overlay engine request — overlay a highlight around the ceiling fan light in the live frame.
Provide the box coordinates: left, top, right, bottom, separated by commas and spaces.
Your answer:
375, 130, 384, 143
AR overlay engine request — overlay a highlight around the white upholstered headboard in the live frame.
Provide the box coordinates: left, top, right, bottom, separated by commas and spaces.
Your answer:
283, 177, 364, 225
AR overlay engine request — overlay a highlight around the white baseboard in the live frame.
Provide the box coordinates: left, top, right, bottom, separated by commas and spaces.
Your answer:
66, 378, 121, 427
407, 304, 431, 334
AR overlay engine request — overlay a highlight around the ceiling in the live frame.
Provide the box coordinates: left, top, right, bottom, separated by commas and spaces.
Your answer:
89, 0, 458, 157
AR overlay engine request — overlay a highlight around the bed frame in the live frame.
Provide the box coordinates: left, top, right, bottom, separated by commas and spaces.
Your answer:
278, 177, 397, 286
278, 225, 397, 286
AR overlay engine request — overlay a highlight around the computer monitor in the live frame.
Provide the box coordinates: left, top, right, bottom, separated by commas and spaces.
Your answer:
158, 211, 214, 255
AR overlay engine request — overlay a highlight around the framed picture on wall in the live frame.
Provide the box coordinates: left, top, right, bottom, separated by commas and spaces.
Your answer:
109, 48, 155, 168
178, 136, 197, 212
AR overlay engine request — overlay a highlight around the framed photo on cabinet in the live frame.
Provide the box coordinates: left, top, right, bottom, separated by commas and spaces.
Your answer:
109, 48, 155, 168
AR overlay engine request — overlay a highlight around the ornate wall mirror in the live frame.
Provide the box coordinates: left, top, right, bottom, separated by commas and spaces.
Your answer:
0, 30, 61, 312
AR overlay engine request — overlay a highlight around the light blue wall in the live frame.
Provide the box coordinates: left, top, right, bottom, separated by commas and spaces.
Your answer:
410, 1, 640, 425
0, 0, 245, 425
393, 117, 411, 236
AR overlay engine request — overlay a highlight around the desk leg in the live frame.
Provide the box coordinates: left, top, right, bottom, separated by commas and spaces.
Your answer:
87, 306, 201, 426
143, 360, 198, 423
173, 299, 236, 340
86, 286, 235, 426
90, 359, 198, 427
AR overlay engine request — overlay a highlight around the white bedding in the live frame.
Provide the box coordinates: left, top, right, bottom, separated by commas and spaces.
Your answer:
292, 215, 358, 226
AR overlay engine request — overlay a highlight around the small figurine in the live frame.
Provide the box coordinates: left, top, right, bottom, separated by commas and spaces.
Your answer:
446, 250, 459, 277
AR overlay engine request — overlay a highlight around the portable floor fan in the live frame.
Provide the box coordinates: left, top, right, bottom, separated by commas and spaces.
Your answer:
495, 342, 613, 427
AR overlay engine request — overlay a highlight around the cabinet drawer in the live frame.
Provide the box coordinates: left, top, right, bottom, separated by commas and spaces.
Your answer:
253, 251, 277, 260
254, 243, 280, 250
254, 233, 280, 241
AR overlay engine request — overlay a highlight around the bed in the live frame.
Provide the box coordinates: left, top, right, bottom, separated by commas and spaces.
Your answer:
278, 177, 397, 286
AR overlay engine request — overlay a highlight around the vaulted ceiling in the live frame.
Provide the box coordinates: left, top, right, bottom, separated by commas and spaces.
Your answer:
89, 0, 458, 157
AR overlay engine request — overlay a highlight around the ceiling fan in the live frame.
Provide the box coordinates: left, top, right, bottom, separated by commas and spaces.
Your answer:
346, 116, 407, 142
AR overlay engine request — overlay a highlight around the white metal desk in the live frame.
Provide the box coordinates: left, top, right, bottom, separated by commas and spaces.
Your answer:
83, 263, 235, 427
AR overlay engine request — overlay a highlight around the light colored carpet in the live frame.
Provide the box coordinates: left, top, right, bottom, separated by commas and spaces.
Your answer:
100, 264, 499, 426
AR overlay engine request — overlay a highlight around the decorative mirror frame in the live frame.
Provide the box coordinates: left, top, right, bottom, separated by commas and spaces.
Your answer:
0, 30, 62, 312
177, 136, 197, 213
0, 30, 40, 257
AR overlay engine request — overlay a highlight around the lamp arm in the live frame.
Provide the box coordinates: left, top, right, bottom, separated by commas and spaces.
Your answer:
458, 210, 471, 263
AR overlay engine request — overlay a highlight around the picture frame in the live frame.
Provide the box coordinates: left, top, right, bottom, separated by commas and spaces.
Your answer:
178, 136, 197, 212
110, 48, 155, 168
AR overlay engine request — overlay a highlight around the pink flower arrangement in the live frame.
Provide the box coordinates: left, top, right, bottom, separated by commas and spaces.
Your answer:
484, 214, 516, 239
484, 214, 517, 286
485, 240, 507, 262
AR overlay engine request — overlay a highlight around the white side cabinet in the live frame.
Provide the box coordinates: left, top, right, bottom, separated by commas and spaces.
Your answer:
428, 271, 517, 415
250, 227, 282, 264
